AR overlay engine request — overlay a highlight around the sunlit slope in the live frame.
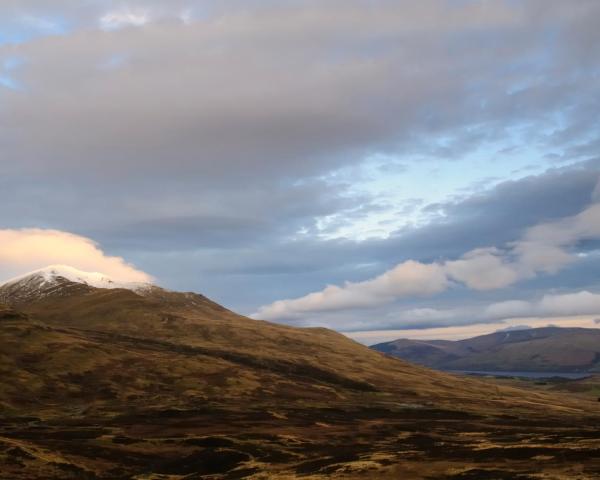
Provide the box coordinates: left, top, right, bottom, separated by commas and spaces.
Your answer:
0, 283, 595, 422
2, 287, 600, 480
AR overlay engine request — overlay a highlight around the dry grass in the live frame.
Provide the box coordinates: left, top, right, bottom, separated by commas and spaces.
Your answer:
1, 290, 599, 479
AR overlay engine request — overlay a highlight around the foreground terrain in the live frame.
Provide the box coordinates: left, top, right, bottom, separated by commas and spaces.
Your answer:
1, 267, 599, 479
472, 372, 600, 402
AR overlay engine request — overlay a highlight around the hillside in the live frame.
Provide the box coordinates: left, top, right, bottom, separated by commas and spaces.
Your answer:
372, 327, 600, 373
1, 268, 599, 479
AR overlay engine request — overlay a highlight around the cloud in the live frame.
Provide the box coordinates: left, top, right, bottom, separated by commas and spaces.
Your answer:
515, 203, 600, 273
0, 1, 198, 32
0, 1, 600, 322
99, 9, 151, 31
252, 260, 442, 320
0, 229, 152, 283
538, 291, 600, 317
485, 300, 533, 320
2, 0, 599, 183
196, 160, 595, 315
495, 325, 532, 333
486, 291, 600, 320
592, 178, 600, 203
20, 15, 66, 35
255, 192, 600, 321
253, 260, 447, 320
337, 288, 600, 334
445, 248, 519, 290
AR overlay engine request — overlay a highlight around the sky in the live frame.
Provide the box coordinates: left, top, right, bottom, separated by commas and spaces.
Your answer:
1, 0, 600, 344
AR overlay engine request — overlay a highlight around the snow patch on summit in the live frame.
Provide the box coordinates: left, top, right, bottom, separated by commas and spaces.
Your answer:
0, 265, 153, 292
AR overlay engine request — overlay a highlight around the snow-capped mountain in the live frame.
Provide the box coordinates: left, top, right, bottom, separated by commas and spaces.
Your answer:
0, 265, 153, 305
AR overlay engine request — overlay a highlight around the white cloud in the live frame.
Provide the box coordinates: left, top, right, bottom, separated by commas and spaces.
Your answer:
0, 229, 152, 283
445, 247, 519, 290
346, 314, 600, 344
486, 291, 600, 319
99, 9, 150, 31
495, 324, 533, 332
255, 193, 600, 321
538, 291, 600, 317
253, 260, 447, 320
485, 300, 533, 319
512, 241, 572, 275
514, 203, 600, 274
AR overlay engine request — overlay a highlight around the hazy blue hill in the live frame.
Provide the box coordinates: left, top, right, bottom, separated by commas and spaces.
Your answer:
372, 327, 600, 372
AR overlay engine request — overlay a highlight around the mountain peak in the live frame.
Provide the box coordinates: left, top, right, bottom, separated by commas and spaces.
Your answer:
1, 265, 152, 290
0, 265, 153, 305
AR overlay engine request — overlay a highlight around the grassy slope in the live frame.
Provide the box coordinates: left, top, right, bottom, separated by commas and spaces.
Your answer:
1, 289, 593, 417
1, 290, 600, 479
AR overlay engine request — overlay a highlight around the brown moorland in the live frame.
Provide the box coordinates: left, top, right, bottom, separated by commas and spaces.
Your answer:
0, 277, 599, 479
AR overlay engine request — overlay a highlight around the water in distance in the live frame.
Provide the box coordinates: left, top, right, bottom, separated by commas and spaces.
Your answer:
447, 370, 591, 380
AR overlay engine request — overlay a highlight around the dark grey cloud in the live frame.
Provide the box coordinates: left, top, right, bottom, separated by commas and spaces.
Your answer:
379, 159, 600, 263
129, 161, 600, 314
2, 0, 600, 181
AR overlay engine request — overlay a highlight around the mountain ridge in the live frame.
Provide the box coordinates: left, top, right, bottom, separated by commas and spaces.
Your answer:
0, 265, 157, 307
0, 266, 589, 413
372, 326, 600, 372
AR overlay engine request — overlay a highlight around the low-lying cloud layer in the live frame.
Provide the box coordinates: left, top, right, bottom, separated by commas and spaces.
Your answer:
255, 192, 600, 321
486, 291, 600, 320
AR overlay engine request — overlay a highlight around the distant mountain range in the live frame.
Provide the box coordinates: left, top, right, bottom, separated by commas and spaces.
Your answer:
371, 327, 600, 373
